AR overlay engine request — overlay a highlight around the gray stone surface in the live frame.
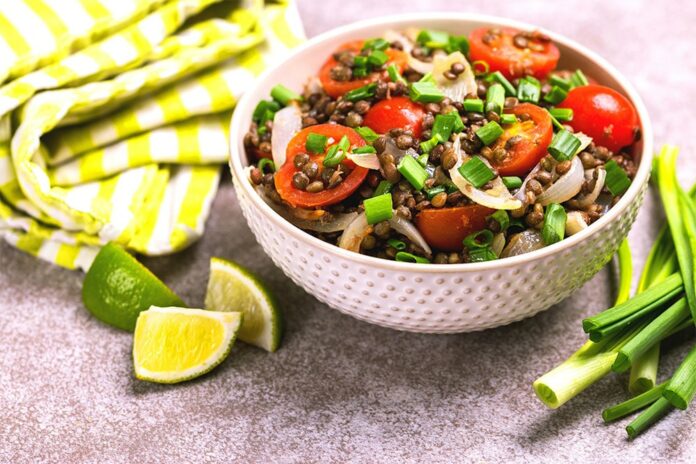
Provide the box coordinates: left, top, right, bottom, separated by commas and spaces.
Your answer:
1, 0, 695, 462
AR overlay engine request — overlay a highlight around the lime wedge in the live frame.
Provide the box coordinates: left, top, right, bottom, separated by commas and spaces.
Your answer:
82, 243, 185, 331
133, 306, 243, 383
204, 257, 283, 352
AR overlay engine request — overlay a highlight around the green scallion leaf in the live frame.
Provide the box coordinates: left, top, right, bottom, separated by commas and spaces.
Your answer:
363, 193, 393, 225
395, 251, 430, 264
397, 156, 429, 190
488, 210, 510, 232
543, 85, 568, 105
463, 98, 484, 113
445, 35, 469, 55
367, 49, 389, 67
541, 203, 567, 245
322, 144, 344, 167
387, 238, 407, 250
417, 153, 429, 167
362, 37, 389, 51
257, 158, 275, 174
416, 29, 449, 49
487, 71, 516, 96
570, 69, 589, 88
419, 135, 442, 154
355, 126, 379, 143
458, 156, 495, 189
432, 113, 459, 142
409, 81, 444, 103
426, 185, 446, 200
344, 83, 377, 102
352, 145, 376, 154
270, 84, 302, 106
469, 247, 498, 262
463, 229, 494, 249
663, 343, 696, 410
471, 60, 489, 76
605, 160, 631, 195
373, 180, 393, 197
475, 121, 504, 146
387, 64, 406, 83
305, 132, 328, 154
626, 397, 673, 439
549, 74, 571, 91
603, 382, 667, 423
548, 129, 581, 161
500, 113, 517, 125
549, 108, 573, 122
252, 100, 280, 124
517, 77, 541, 103
502, 176, 522, 189
485, 83, 505, 114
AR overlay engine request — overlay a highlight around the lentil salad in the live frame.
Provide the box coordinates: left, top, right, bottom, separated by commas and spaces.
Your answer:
244, 26, 640, 265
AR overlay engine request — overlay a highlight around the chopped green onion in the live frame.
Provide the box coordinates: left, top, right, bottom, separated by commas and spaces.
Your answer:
305, 132, 328, 154
432, 113, 459, 142
409, 81, 444, 103
517, 77, 541, 103
353, 55, 368, 69
337, 135, 350, 152
387, 64, 406, 83
488, 210, 510, 232
459, 157, 495, 188
419, 135, 442, 154
543, 85, 568, 105
257, 126, 268, 136
463, 98, 484, 113
547, 109, 565, 131
387, 238, 407, 250
416, 29, 449, 49
663, 344, 696, 409
502, 176, 522, 189
352, 67, 368, 78
487, 71, 516, 96
322, 144, 345, 167
630, 345, 661, 395
373, 180, 393, 197
419, 72, 435, 84
395, 251, 430, 264
417, 153, 429, 167
500, 113, 517, 125
397, 156, 429, 190
426, 185, 446, 200
252, 100, 280, 124
352, 145, 376, 154
257, 158, 275, 174
485, 83, 505, 114
367, 50, 389, 67
570, 69, 589, 88
549, 108, 573, 122
270, 84, 302, 106
471, 60, 489, 76
605, 160, 631, 195
362, 37, 389, 51
463, 229, 494, 249
445, 35, 470, 55
602, 382, 667, 423
541, 203, 567, 245
355, 126, 379, 143
626, 397, 673, 439
449, 110, 465, 133
445, 181, 459, 193
363, 193, 393, 225
549, 74, 571, 91
548, 129, 581, 161
475, 121, 504, 146
469, 247, 498, 262
344, 83, 377, 102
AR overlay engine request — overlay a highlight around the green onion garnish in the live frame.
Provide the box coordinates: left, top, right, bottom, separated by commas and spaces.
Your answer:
363, 193, 393, 225
355, 126, 379, 143
387, 64, 406, 83
322, 144, 344, 167
367, 50, 389, 68
517, 77, 541, 103
471, 60, 489, 76
270, 84, 302, 106
605, 160, 631, 195
445, 35, 469, 55
362, 37, 389, 51
487, 71, 516, 96
463, 229, 494, 249
431, 113, 459, 143
426, 185, 446, 200
570, 69, 589, 88
409, 81, 444, 103
458, 156, 495, 188
549, 74, 571, 91
541, 203, 567, 245
548, 129, 581, 161
549, 108, 573, 122
469, 247, 498, 262
485, 83, 505, 114
305, 132, 328, 154
500, 113, 517, 125
352, 145, 376, 154
353, 55, 368, 68
373, 180, 393, 197
544, 85, 568, 105
419, 135, 442, 154
450, 110, 465, 133
417, 153, 429, 167
252, 100, 280, 124
463, 98, 484, 113
488, 210, 510, 232
352, 67, 368, 78
344, 83, 377, 102
502, 176, 522, 189
394, 251, 430, 264
416, 29, 449, 49
257, 158, 275, 174
397, 156, 429, 190
475, 121, 504, 146
387, 238, 407, 250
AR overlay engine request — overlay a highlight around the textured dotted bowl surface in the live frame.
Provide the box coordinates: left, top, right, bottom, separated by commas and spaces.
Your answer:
229, 14, 653, 333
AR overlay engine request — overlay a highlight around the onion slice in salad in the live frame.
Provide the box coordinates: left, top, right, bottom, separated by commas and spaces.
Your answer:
491, 232, 506, 257
536, 156, 584, 206
348, 152, 381, 170
271, 104, 302, 168
565, 211, 588, 236
449, 135, 522, 210
338, 210, 432, 255
574, 167, 607, 208
432, 52, 477, 103
389, 214, 432, 255
501, 230, 544, 258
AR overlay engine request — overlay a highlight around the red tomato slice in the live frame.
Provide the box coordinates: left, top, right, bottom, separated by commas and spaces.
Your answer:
318, 41, 408, 99
363, 96, 426, 139
415, 205, 494, 252
491, 103, 553, 177
558, 84, 639, 153
275, 124, 368, 208
469, 27, 560, 79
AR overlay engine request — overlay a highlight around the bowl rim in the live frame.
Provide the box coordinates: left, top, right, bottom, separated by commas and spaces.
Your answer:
229, 12, 653, 274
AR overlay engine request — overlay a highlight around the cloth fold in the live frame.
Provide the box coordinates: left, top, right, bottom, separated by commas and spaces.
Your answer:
0, 0, 305, 270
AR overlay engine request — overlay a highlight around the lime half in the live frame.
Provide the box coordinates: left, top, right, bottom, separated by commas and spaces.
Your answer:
204, 257, 283, 352
133, 306, 243, 384
82, 243, 185, 331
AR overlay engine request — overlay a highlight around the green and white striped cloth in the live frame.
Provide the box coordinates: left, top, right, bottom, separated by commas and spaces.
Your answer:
0, 0, 304, 270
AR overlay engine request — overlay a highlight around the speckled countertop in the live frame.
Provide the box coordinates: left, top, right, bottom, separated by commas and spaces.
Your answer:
2, 1, 696, 462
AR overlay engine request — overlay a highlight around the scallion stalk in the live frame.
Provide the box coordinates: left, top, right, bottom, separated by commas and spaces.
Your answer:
663, 343, 696, 409
602, 382, 667, 423
629, 345, 661, 395
626, 398, 673, 439
615, 239, 632, 305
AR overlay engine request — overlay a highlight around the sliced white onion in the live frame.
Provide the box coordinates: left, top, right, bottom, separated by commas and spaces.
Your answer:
536, 156, 584, 206
389, 214, 432, 255
491, 232, 506, 257
432, 51, 477, 102
383, 29, 413, 54
348, 152, 380, 170
565, 211, 588, 236
501, 230, 544, 258
305, 76, 323, 95
449, 135, 522, 210
574, 132, 593, 155
271, 104, 302, 168
574, 167, 607, 208
408, 54, 435, 75
338, 212, 371, 252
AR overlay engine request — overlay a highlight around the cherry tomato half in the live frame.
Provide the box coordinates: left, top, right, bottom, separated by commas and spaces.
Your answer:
469, 27, 560, 79
491, 103, 553, 177
415, 205, 494, 252
558, 84, 639, 153
318, 41, 409, 99
363, 96, 426, 139
275, 124, 368, 208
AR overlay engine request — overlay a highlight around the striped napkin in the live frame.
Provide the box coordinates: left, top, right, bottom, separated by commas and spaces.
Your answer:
0, 0, 304, 271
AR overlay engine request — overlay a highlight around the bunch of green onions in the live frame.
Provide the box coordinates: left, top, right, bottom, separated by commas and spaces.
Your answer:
533, 145, 696, 439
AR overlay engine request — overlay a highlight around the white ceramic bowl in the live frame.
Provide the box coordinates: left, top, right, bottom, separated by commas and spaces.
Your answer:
229, 13, 653, 333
